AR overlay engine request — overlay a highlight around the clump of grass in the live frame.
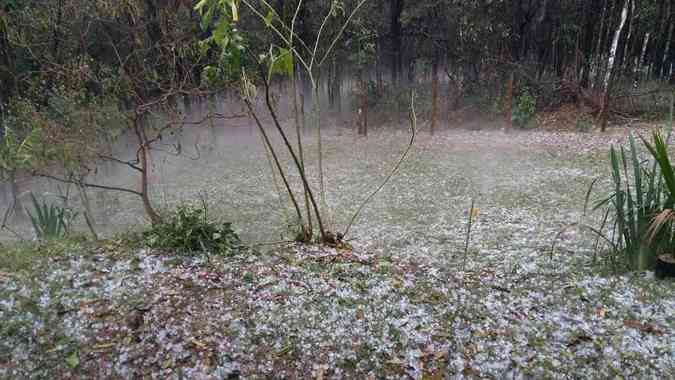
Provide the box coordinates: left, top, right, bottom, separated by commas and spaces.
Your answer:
588, 112, 675, 272
640, 130, 675, 259
26, 193, 77, 240
143, 202, 242, 256
588, 134, 663, 271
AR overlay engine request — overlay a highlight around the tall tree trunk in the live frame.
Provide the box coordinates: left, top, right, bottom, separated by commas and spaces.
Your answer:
407, 55, 416, 85
376, 39, 384, 95
9, 171, 23, 220
358, 71, 368, 136
327, 60, 335, 110
508, 0, 522, 131
661, 18, 674, 79
299, 92, 305, 132
334, 60, 342, 115
579, 0, 595, 87
637, 32, 651, 81
511, 0, 523, 62
299, 71, 312, 116
505, 71, 514, 130
291, 66, 312, 236
650, 0, 670, 78
390, 0, 404, 86
621, 0, 635, 74
575, 0, 582, 83
0, 11, 14, 105
52, 0, 64, 63
430, 58, 439, 135
599, 0, 629, 132
592, 0, 609, 89
77, 181, 98, 240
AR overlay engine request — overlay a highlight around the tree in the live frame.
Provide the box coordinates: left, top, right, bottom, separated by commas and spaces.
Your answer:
0, 0, 221, 227
599, 0, 629, 132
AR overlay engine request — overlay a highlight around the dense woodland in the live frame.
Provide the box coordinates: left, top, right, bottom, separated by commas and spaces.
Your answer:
1, 0, 674, 122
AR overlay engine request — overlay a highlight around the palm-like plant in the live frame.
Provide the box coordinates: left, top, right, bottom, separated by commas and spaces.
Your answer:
594, 134, 663, 271
26, 193, 76, 239
640, 131, 675, 258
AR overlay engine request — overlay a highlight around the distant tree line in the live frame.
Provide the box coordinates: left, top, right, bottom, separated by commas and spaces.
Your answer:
0, 1, 673, 120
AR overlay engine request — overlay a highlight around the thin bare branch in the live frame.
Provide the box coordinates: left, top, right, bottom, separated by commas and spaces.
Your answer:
343, 91, 417, 238
34, 172, 143, 197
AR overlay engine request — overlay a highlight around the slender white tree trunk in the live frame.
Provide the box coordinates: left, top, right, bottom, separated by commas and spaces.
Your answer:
621, 0, 635, 73
599, 0, 629, 132
636, 32, 651, 81
661, 21, 673, 79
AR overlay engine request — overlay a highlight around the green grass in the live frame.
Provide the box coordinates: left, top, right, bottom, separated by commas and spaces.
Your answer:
0, 236, 92, 274
0, 243, 45, 273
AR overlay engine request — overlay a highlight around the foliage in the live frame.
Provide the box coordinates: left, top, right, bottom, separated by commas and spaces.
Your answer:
26, 193, 77, 240
0, 237, 85, 274
198, 0, 374, 244
640, 131, 675, 257
143, 203, 242, 255
591, 134, 670, 271
0, 242, 45, 274
350, 80, 381, 110
196, 0, 246, 86
0, 100, 48, 176
512, 88, 537, 129
575, 116, 593, 133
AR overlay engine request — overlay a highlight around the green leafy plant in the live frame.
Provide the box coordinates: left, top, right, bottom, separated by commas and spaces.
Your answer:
512, 88, 537, 129
588, 132, 674, 272
26, 193, 77, 240
575, 116, 593, 133
639, 131, 675, 256
143, 203, 242, 255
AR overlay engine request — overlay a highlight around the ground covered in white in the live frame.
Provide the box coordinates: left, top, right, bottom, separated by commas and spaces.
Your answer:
1, 125, 674, 378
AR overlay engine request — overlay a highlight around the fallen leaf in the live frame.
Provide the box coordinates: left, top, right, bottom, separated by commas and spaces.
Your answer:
567, 334, 593, 347
93, 343, 115, 351
191, 338, 208, 350
65, 351, 79, 368
595, 307, 606, 318
624, 320, 664, 335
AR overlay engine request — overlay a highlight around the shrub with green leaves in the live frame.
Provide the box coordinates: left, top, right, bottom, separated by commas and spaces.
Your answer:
512, 89, 537, 129
143, 204, 242, 255
575, 116, 593, 133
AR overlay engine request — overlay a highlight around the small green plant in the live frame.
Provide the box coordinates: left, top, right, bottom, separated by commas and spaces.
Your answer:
143, 203, 241, 255
461, 199, 479, 271
512, 88, 537, 129
576, 116, 593, 133
26, 193, 77, 240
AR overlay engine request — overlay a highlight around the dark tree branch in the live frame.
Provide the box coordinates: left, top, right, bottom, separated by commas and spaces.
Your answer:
34, 172, 142, 197
97, 154, 142, 172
